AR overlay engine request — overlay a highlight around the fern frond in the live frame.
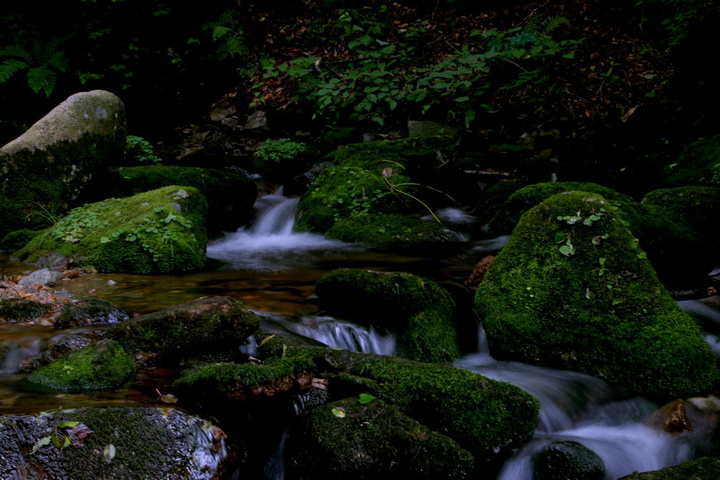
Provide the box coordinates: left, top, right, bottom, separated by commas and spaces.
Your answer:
0, 59, 28, 83
27, 66, 56, 96
48, 51, 69, 72
0, 45, 31, 61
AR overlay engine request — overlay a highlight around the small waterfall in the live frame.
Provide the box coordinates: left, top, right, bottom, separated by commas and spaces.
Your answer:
290, 315, 396, 356
207, 189, 358, 271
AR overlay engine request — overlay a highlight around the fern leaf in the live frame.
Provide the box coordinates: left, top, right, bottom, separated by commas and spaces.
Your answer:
48, 51, 69, 72
0, 45, 31, 61
0, 59, 28, 83
27, 66, 56, 96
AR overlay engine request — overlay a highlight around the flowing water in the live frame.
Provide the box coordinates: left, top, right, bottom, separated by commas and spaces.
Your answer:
2, 188, 720, 479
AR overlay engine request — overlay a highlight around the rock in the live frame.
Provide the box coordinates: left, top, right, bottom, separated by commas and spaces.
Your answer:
24, 339, 135, 392
0, 298, 50, 323
54, 298, 129, 329
112, 165, 258, 237
315, 268, 462, 363
0, 407, 230, 480
19, 331, 100, 372
13, 185, 208, 274
285, 397, 474, 479
661, 137, 720, 188
407, 120, 459, 138
106, 296, 260, 365
244, 110, 268, 130
475, 191, 719, 397
17, 268, 63, 287
619, 456, 720, 479
533, 441, 606, 480
0, 90, 126, 239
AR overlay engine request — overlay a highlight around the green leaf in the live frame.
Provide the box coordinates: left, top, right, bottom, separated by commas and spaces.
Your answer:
30, 436, 52, 455
57, 421, 80, 428
358, 393, 377, 404
331, 407, 346, 418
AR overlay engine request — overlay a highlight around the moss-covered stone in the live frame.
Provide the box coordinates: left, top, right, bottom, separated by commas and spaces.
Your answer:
0, 298, 50, 322
13, 185, 208, 274
113, 165, 258, 237
54, 298, 129, 329
0, 228, 41, 253
326, 213, 461, 251
0, 90, 126, 239
296, 136, 457, 234
619, 457, 720, 479
0, 407, 231, 479
24, 339, 135, 392
285, 397, 475, 479
662, 137, 720, 187
316, 269, 461, 363
475, 191, 719, 397
106, 296, 260, 364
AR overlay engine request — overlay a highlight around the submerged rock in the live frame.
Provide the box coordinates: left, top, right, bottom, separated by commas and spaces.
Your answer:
13, 185, 208, 274
106, 296, 260, 365
0, 407, 230, 480
286, 396, 474, 479
54, 298, 129, 329
0, 90, 126, 239
533, 441, 606, 480
475, 191, 719, 397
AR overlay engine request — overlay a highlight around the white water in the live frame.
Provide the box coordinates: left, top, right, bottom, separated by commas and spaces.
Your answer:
206, 189, 358, 271
288, 315, 396, 356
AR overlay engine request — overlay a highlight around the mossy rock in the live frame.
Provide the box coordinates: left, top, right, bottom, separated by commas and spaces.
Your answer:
54, 298, 129, 329
106, 296, 260, 364
0, 229, 42, 253
24, 339, 135, 393
316, 269, 461, 363
475, 191, 719, 397
326, 213, 461, 251
619, 457, 720, 479
0, 90, 126, 239
0, 298, 50, 322
13, 185, 208, 274
302, 347, 540, 464
285, 397, 475, 479
296, 136, 457, 234
0, 407, 231, 479
662, 137, 720, 187
113, 165, 258, 237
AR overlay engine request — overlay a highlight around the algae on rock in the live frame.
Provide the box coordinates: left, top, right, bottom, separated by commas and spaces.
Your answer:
475, 191, 719, 397
13, 185, 208, 274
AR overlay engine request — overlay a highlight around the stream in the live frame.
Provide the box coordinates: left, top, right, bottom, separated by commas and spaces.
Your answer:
2, 189, 720, 479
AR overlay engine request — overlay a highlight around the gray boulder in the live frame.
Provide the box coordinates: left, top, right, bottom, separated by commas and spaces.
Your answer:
0, 90, 126, 238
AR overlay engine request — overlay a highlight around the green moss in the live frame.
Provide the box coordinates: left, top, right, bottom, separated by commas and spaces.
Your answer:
663, 137, 720, 187
14, 186, 208, 274
24, 339, 135, 392
289, 348, 539, 462
0, 298, 50, 322
316, 268, 461, 363
286, 397, 475, 479
113, 165, 257, 236
326, 213, 460, 250
621, 457, 720, 479
106, 296, 260, 363
0, 228, 42, 253
475, 191, 719, 397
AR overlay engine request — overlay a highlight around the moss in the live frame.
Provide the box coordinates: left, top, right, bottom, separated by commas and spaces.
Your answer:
475, 191, 719, 397
326, 213, 460, 251
620, 457, 720, 479
24, 339, 135, 392
0, 228, 42, 253
663, 137, 720, 187
106, 296, 260, 364
113, 165, 257, 237
292, 348, 539, 463
54, 299, 129, 329
316, 268, 461, 363
0, 298, 50, 322
286, 397, 475, 479
14, 185, 208, 274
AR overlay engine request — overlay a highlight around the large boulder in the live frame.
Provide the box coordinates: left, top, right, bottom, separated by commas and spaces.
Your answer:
0, 407, 230, 480
106, 296, 261, 365
112, 165, 258, 237
315, 269, 463, 363
0, 90, 126, 238
13, 185, 208, 274
475, 191, 719, 398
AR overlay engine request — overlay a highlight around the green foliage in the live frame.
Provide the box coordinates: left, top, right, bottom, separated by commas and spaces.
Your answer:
255, 138, 309, 167
126, 135, 163, 165
636, 0, 719, 49
197, 8, 248, 61
0, 36, 70, 96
